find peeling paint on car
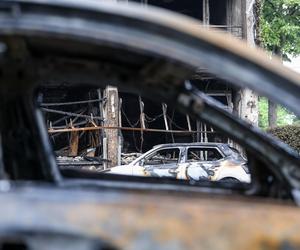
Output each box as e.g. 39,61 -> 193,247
108,143 -> 250,183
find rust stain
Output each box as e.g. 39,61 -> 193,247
42,192 -> 300,250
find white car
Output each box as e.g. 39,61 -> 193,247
108,143 -> 250,183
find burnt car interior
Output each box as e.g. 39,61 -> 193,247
0,1 -> 299,249
0,0 -> 299,202
187,147 -> 222,162
144,149 -> 180,165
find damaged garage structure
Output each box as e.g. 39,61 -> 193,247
39,0 -> 258,169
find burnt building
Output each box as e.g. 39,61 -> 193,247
41,0 -> 258,168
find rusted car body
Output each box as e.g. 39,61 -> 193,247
0,0 -> 300,249
109,143 -> 250,182
1,185 -> 300,250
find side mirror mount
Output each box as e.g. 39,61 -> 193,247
139,159 -> 145,166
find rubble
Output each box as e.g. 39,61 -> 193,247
121,153 -> 142,165
56,156 -> 104,171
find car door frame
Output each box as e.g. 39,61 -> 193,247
141,147 -> 183,177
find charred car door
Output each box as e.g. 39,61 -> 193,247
142,148 -> 181,178
184,146 -> 250,182
184,146 -> 224,181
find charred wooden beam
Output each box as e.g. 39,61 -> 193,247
69,131 -> 79,157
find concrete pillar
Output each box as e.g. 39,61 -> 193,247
236,0 -> 258,127
203,0 -> 210,26
236,89 -> 258,125
103,86 -> 120,168
227,0 -> 243,38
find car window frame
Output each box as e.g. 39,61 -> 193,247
141,147 -> 182,167
186,146 -> 225,163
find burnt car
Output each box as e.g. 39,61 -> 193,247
0,0 -> 300,249
109,143 -> 250,182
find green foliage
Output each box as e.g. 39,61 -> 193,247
258,97 -> 298,129
258,97 -> 269,129
260,0 -> 300,60
268,125 -> 300,152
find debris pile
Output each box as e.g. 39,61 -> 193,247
121,153 -> 142,165
57,156 -> 104,171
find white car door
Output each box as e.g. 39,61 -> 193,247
184,147 -> 224,181
142,148 -> 181,178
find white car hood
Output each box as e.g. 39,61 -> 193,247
108,165 -> 145,176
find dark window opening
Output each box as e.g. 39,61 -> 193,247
144,148 -> 180,165
187,148 -> 223,162
131,0 -> 203,20
209,0 -> 227,25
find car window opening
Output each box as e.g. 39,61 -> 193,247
187,148 -> 223,162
